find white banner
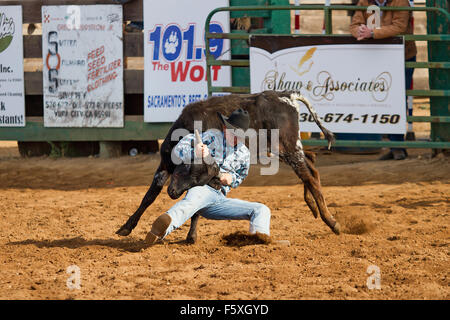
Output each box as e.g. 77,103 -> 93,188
0,6 -> 25,127
250,36 -> 406,134
144,0 -> 231,122
42,5 -> 123,127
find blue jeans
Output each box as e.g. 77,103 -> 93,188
163,185 -> 271,237
388,56 -> 416,150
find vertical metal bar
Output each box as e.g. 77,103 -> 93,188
205,12 -> 213,97
426,0 -> 450,147
294,0 -> 301,34
324,0 -> 332,35
406,0 -> 414,139
270,0 -> 291,34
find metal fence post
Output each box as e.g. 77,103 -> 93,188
426,0 -> 450,152
270,0 -> 291,34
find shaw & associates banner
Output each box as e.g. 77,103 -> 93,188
250,36 -> 406,134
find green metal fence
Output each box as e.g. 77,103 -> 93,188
229,0 -> 291,87
205,3 -> 450,150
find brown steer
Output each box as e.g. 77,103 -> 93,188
116,90 -> 340,241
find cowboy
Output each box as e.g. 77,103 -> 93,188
145,108 -> 271,245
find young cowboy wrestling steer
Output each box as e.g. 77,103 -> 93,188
116,90 -> 341,243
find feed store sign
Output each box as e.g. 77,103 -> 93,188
42,5 -> 124,127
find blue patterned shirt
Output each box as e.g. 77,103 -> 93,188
172,129 -> 250,195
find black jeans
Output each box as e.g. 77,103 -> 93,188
388,55 -> 416,151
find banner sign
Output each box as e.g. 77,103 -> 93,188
42,5 -> 123,127
250,36 -> 406,134
0,6 -> 25,127
144,0 -> 231,122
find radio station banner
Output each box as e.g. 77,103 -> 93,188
144,0 -> 231,122
42,5 -> 123,127
250,36 -> 406,134
0,6 -> 25,127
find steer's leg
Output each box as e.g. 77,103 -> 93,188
281,146 -> 340,235
304,183 -> 319,219
303,151 -> 319,219
116,165 -> 170,236
185,213 -> 200,244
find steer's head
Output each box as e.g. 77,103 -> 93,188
167,129 -> 222,199
167,160 -> 221,199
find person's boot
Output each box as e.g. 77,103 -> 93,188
406,132 -> 415,141
378,151 -> 394,160
392,149 -> 407,160
145,213 -> 172,246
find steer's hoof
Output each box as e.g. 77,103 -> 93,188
185,235 -> 197,244
116,227 -> 131,236
332,222 -> 341,235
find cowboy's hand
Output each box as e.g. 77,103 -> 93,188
194,143 -> 210,158
357,25 -> 373,40
219,172 -> 233,186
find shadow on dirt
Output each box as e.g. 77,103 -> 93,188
7,236 -> 148,253
394,199 -> 449,209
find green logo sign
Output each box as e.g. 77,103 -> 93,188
0,13 -> 15,54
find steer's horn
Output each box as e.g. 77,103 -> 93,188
194,129 -> 202,145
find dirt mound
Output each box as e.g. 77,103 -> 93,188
221,231 -> 272,247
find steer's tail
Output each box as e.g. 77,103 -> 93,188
291,93 -> 335,150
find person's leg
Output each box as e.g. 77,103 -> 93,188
383,56 -> 415,160
388,133 -> 406,158
401,56 -> 415,156
404,56 -> 415,141
405,56 -> 415,96
164,185 -> 222,235
199,197 -> 271,235
146,185 -> 221,244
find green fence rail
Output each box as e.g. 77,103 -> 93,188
0,117 -> 172,142
205,4 -> 450,149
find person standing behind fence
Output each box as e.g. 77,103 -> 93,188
350,0 -> 417,160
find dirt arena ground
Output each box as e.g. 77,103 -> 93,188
2,5 -> 446,300
0,141 -> 448,300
